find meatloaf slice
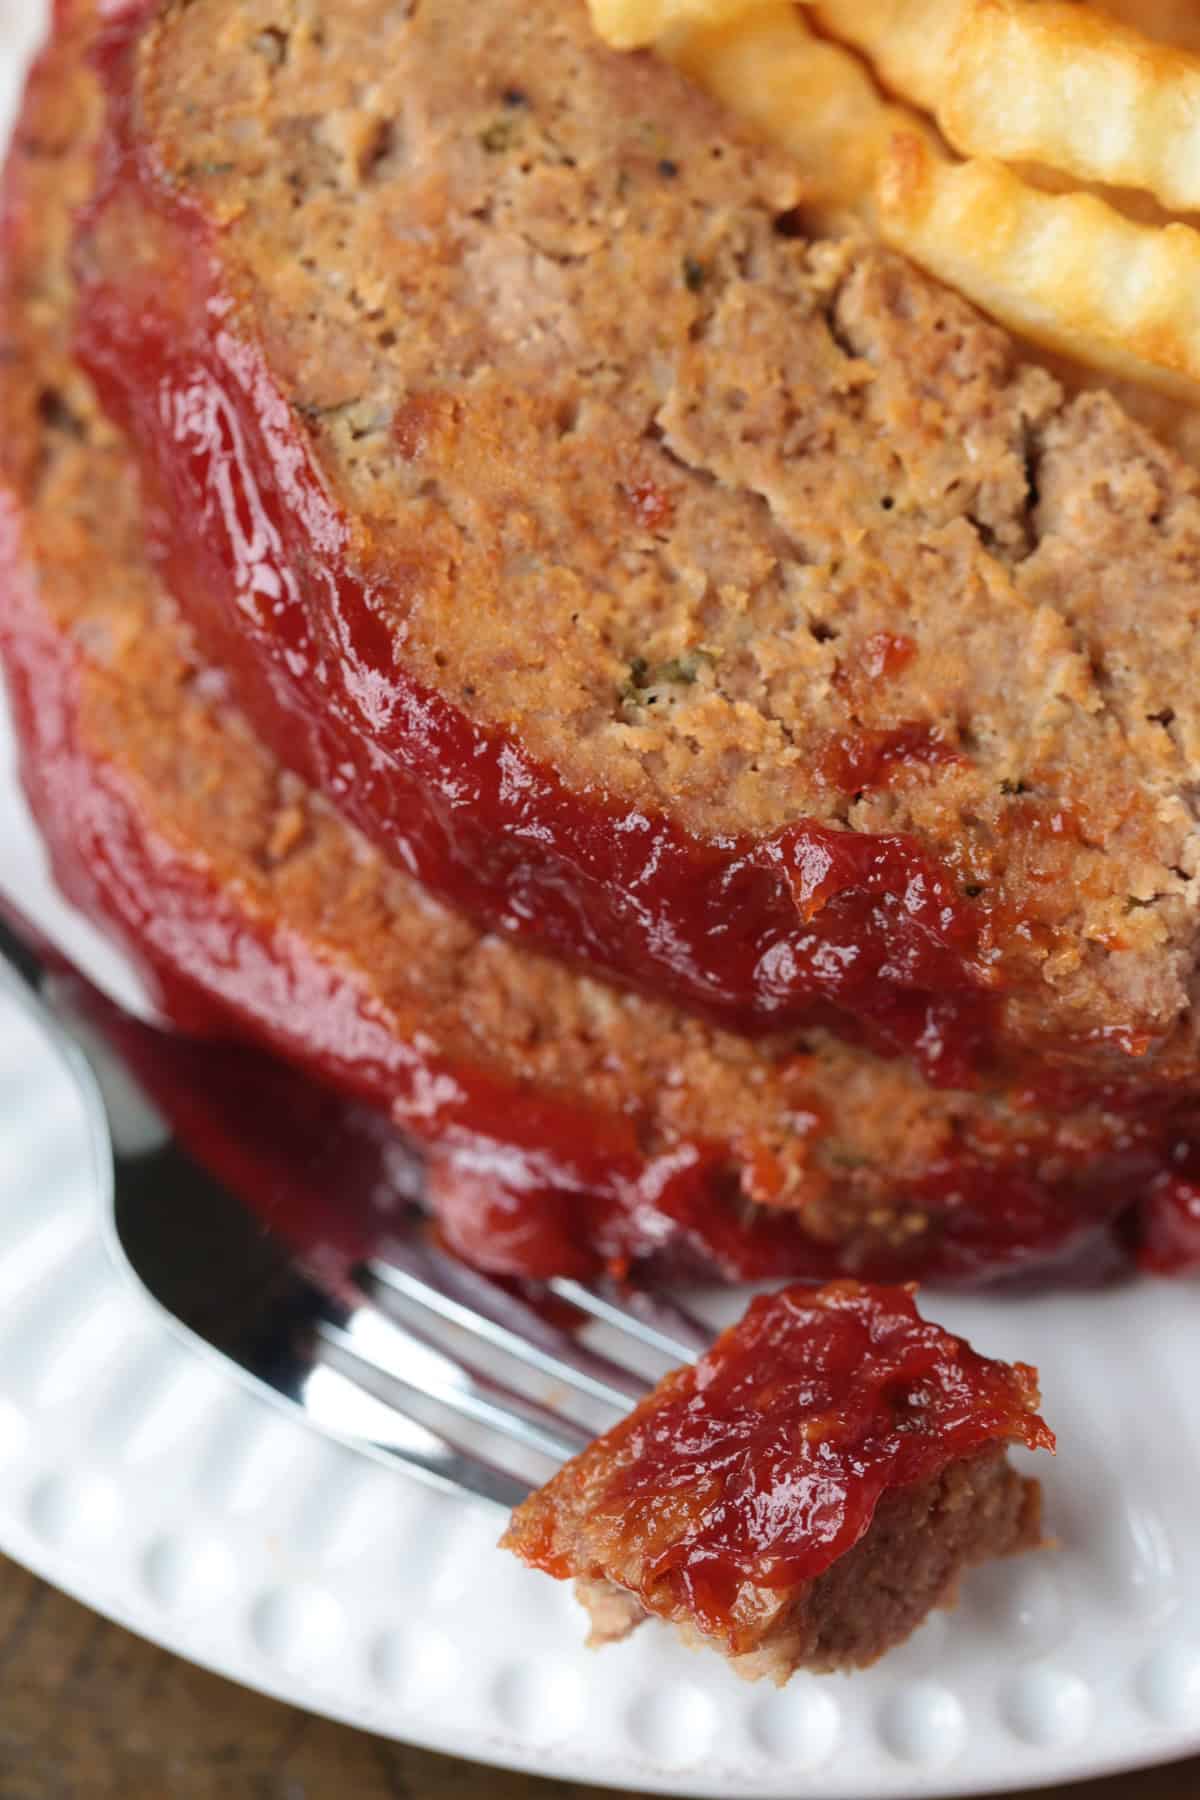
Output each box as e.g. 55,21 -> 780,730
502,1280 -> 1050,1678
1,1 -> 1194,1288
72,0 -> 1200,1085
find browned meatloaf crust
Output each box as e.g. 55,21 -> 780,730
73,0 -> 1200,1085
0,3 -> 1185,1286
503,1281 -> 1049,1679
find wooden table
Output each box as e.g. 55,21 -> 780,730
0,1559 -> 1194,1800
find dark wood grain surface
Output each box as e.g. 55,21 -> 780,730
0,1559 -> 1194,1800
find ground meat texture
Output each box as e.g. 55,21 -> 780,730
502,1281 -> 1049,1678
70,0 -> 1200,1084
2,3 -> 1199,1289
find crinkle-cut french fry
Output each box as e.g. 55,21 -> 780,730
817,0 -> 1200,217
808,0 -> 967,113
878,130 -> 1200,395
587,0 -> 768,52
660,3 -> 926,214
937,3 -> 1200,217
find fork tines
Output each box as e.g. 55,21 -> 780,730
301,1237 -> 712,1507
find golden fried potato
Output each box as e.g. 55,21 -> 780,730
816,0 -> 1200,216
807,0 -> 966,111
588,0 -> 764,51
660,2 -> 925,214
878,130 -> 1200,394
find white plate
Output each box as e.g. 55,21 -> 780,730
3,8 -> 1200,1794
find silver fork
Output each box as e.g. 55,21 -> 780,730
0,926 -> 713,1511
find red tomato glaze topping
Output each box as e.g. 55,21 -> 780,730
513,1280 -> 1053,1649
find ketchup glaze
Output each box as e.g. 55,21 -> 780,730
507,1280 -> 1053,1650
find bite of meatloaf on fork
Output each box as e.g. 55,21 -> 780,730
503,1280 -> 1051,1679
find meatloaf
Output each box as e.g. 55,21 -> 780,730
3,1 -> 1190,1287
71,0 -> 1200,1087
503,1280 -> 1050,1678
